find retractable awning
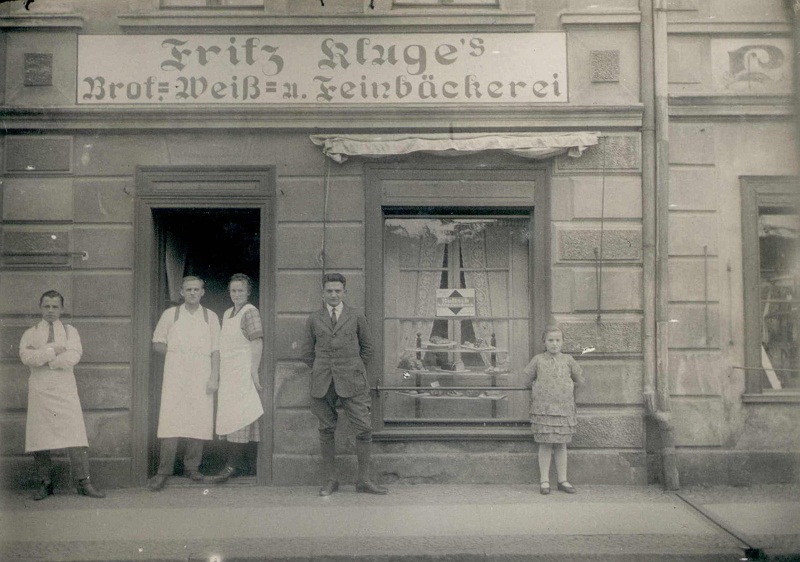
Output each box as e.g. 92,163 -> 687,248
310,132 -> 600,163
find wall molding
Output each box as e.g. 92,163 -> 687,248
668,21 -> 792,35
0,15 -> 84,30
561,11 -> 641,26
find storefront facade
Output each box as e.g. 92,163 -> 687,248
1,0 -> 798,489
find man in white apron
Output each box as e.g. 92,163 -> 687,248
148,276 -> 220,491
20,290 -> 105,500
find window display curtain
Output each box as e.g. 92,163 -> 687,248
310,132 -> 600,163
461,231 -> 495,367
400,229 -> 445,361
164,231 -> 187,303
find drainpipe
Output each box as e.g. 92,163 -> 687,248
642,0 -> 680,490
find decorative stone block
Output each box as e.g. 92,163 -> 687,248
70,321 -> 131,364
572,411 -> 644,448
557,319 -> 642,353
4,136 -> 72,173
557,135 -> 640,171
668,214 -> 718,256
274,361 -> 311,408
669,124 -> 714,165
73,273 -> 133,316
0,414 -> 26,456
72,227 -> 134,269
74,135 -> 168,176
276,271 -> 365,313
75,367 -> 132,410
672,397 -> 723,447
163,133 -> 250,165
278,176 -> 365,222
277,224 -> 364,269
275,315 -> 308,361
735,403 -> 800,451
669,166 -> 718,211
591,50 -> 620,82
0,325 -> 30,361
669,351 -> 723,396
73,179 -> 134,223
2,178 -> 74,222
558,319 -> 643,354
0,272 -> 72,315
23,53 -> 53,86
85,412 -> 131,457
557,227 -> 642,262
668,304 -> 720,349
576,361 -> 643,405
669,257 -> 720,302
1,229 -> 71,266
573,269 -> 643,312
0,366 -> 30,410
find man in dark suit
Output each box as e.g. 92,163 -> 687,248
301,272 -> 387,496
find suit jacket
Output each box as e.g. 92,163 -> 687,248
301,304 -> 374,399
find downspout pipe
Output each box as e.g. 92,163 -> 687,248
642,0 -> 680,490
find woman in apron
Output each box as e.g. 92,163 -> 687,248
211,273 -> 264,483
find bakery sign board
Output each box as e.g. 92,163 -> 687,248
77,33 -> 567,105
436,289 -> 476,317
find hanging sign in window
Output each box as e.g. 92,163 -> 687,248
436,289 -> 476,317
77,33 -> 567,105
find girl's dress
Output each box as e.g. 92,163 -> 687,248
523,352 -> 583,444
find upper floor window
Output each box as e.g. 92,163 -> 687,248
741,177 -> 800,398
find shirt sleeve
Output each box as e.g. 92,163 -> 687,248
49,325 -> 82,370
19,327 -> 56,368
152,308 -> 174,344
240,308 -> 263,341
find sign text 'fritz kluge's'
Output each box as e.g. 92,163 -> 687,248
77,34 -> 567,105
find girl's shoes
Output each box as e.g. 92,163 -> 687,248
557,481 -> 576,494
539,482 -> 551,495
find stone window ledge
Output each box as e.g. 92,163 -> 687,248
117,12 -> 535,32
742,392 -> 800,404
0,14 -> 84,30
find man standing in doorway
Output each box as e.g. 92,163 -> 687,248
20,290 -> 105,500
302,272 -> 387,496
148,276 -> 220,491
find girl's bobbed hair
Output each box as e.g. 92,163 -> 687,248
541,325 -> 564,341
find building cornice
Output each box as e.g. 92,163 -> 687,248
116,13 -> 537,34
560,11 -> 642,26
0,14 -> 84,30
669,95 -> 794,119
0,104 -> 643,132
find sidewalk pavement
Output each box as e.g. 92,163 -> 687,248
1,482 -> 798,562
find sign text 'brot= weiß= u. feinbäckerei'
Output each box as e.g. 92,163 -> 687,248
77,34 -> 567,105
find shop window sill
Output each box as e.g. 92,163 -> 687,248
373,426 -> 531,441
742,391 -> 800,404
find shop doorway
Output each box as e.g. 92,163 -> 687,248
149,208 -> 262,482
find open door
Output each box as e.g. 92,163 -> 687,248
132,166 -> 275,487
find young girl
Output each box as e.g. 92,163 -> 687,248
523,325 -> 584,495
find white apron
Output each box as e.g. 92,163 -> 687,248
157,306 -> 215,440
22,321 -> 89,452
216,304 -> 264,436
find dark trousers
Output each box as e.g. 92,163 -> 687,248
156,437 -> 204,475
310,382 -> 373,445
33,447 -> 91,482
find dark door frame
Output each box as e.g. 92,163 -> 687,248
132,166 -> 276,486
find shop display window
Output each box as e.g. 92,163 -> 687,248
382,214 -> 531,423
741,176 -> 800,398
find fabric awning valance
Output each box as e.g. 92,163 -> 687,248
310,132 -> 600,163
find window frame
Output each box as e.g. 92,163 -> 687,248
365,164 -> 550,438
741,175 -> 800,401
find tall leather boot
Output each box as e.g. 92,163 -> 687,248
318,439 -> 338,496
32,451 -> 54,501
70,447 -> 105,499
354,440 -> 387,495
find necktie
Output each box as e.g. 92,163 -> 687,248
47,322 -> 55,343
330,309 -> 337,328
